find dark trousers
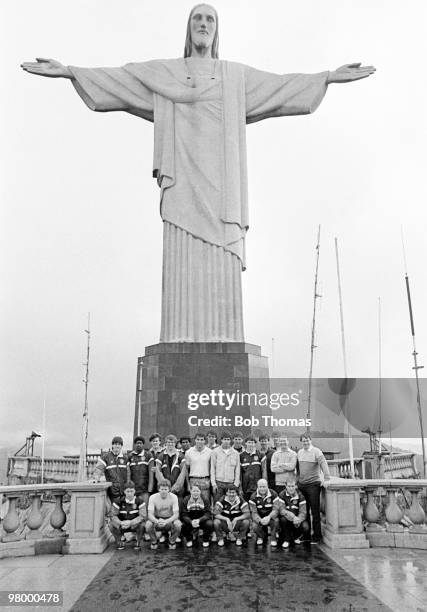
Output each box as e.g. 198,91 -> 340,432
213,518 -> 250,539
299,482 -> 322,540
279,517 -> 310,543
253,517 -> 279,540
182,517 -> 214,542
110,522 -> 144,545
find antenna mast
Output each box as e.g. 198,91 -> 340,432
401,230 -> 426,478
307,225 -> 321,430
334,237 -> 355,477
78,313 -> 91,481
378,297 -> 382,453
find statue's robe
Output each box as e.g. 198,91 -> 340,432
69,58 -> 328,342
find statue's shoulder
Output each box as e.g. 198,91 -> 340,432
125,58 -> 185,72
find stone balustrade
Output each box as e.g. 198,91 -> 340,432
0,482 -> 110,558
327,452 -> 417,480
327,457 -> 365,479
7,455 -> 100,485
323,478 -> 427,549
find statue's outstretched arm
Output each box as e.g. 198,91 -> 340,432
327,63 -> 375,84
21,58 -> 73,79
245,62 -> 375,124
21,58 -> 154,121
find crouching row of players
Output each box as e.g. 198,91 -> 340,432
110,477 -> 308,551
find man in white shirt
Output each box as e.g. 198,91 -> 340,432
146,480 -> 181,550
271,436 -> 297,494
185,432 -> 212,504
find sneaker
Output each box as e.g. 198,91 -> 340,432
169,543 -> 176,550
282,541 -> 289,549
186,540 -> 193,548
211,532 -> 217,542
247,532 -> 252,539
270,539 -> 277,547
150,543 -> 158,550
176,537 -> 181,543
133,544 -> 141,551
202,541 -> 210,548
159,535 -> 166,543
311,538 -> 321,544
256,537 -> 263,545
217,539 -> 225,547
236,539 -> 243,546
294,538 -> 302,545
117,542 -> 125,550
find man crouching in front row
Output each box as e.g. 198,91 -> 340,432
213,484 -> 250,546
278,480 -> 310,548
146,479 -> 182,549
110,480 -> 145,551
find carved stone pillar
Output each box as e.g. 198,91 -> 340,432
1,496 -> 22,542
26,494 -> 44,539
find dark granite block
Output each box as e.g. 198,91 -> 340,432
134,342 -> 269,438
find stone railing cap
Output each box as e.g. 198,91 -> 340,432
326,478 -> 427,489
0,482 -> 111,495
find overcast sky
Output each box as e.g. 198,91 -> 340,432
1,0 -> 426,456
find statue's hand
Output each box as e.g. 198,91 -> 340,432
327,63 -> 376,84
21,58 -> 73,79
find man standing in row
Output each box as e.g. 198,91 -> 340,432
271,436 -> 297,494
92,435 -> 128,505
297,433 -> 330,543
185,432 -> 212,505
127,435 -> 154,507
211,431 -> 240,501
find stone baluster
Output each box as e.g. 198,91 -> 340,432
49,491 -> 67,537
26,493 -> 44,539
1,495 -> 22,542
384,488 -> 404,533
364,487 -> 384,532
406,487 -> 427,533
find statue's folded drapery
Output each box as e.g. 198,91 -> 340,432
69,59 -> 328,342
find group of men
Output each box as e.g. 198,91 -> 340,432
92,430 -> 331,551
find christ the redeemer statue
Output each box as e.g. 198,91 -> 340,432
22,4 -> 375,344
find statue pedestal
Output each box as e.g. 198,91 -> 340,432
134,342 -> 269,438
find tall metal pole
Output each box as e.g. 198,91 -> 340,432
41,385 -> 47,484
271,337 -> 275,378
307,225 -> 321,431
334,238 -> 355,477
78,313 -> 91,481
401,230 -> 426,478
378,297 -> 382,453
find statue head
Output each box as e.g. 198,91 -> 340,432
184,4 -> 219,58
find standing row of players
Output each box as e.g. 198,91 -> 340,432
92,430 -> 331,550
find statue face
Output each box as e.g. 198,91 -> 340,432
190,4 -> 217,52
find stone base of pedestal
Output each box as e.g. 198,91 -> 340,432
322,529 -> 370,549
366,531 -> 395,547
63,531 -> 109,555
394,531 -> 427,549
0,537 -> 65,559
1,533 -> 23,543
367,530 -> 427,549
134,342 -> 270,438
26,530 -> 43,540
386,523 -> 404,533
365,523 -> 386,533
